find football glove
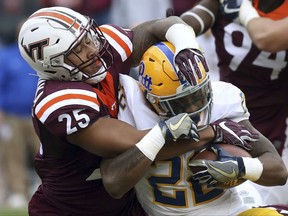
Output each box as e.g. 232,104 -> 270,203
159,113 -> 200,142
174,49 -> 209,86
190,144 -> 246,188
220,0 -> 242,21
210,119 -> 259,151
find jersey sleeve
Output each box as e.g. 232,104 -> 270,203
100,24 -> 133,63
253,0 -> 288,20
118,74 -> 159,130
210,81 -> 250,123
34,81 -> 102,137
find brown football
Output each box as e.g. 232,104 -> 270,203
190,144 -> 252,189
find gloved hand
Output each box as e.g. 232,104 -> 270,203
219,0 -> 243,21
174,49 -> 209,86
189,144 -> 246,187
159,113 -> 200,142
210,119 -> 259,151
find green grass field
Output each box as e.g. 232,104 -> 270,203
0,207 -> 28,216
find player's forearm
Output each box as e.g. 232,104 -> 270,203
156,125 -> 215,160
254,152 -> 288,186
100,147 -> 152,199
248,133 -> 288,186
247,17 -> 288,52
132,16 -> 197,66
180,0 -> 219,36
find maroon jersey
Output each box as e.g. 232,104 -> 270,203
28,25 -> 146,216
212,13 -> 288,154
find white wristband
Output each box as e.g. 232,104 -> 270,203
135,124 -> 165,161
240,0 -> 260,27
165,23 -> 200,55
181,11 -> 205,34
242,157 -> 263,181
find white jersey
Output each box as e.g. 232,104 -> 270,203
118,74 -> 264,216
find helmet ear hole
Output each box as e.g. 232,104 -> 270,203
149,57 -> 155,62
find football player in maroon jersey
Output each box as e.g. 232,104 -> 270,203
18,5 -> 259,216
181,0 -> 288,156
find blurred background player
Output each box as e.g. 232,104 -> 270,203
117,41 -> 287,216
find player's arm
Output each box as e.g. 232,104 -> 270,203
131,16 -> 197,66
132,17 -> 211,86
156,125 -> 215,160
192,119 -> 288,187
240,120 -> 288,186
131,15 -> 211,81
246,18 -> 288,52
180,0 -> 219,36
67,117 -> 150,199
240,0 -> 288,52
67,113 -> 198,198
67,117 -> 145,158
156,119 -> 257,160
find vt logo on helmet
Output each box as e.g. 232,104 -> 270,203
22,39 -> 49,62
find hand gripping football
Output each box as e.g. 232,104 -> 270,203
190,144 -> 252,189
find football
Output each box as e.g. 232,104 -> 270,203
190,144 -> 252,189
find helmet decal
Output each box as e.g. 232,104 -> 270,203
21,38 -> 49,62
155,42 -> 176,71
139,62 -> 152,91
29,10 -> 82,32
156,42 -> 188,85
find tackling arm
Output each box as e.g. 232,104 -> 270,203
156,119 -> 258,160
67,113 -> 199,198
131,16 -> 192,67
180,0 -> 219,36
156,125 -> 215,160
241,120 -> 288,186
131,16 -> 208,80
